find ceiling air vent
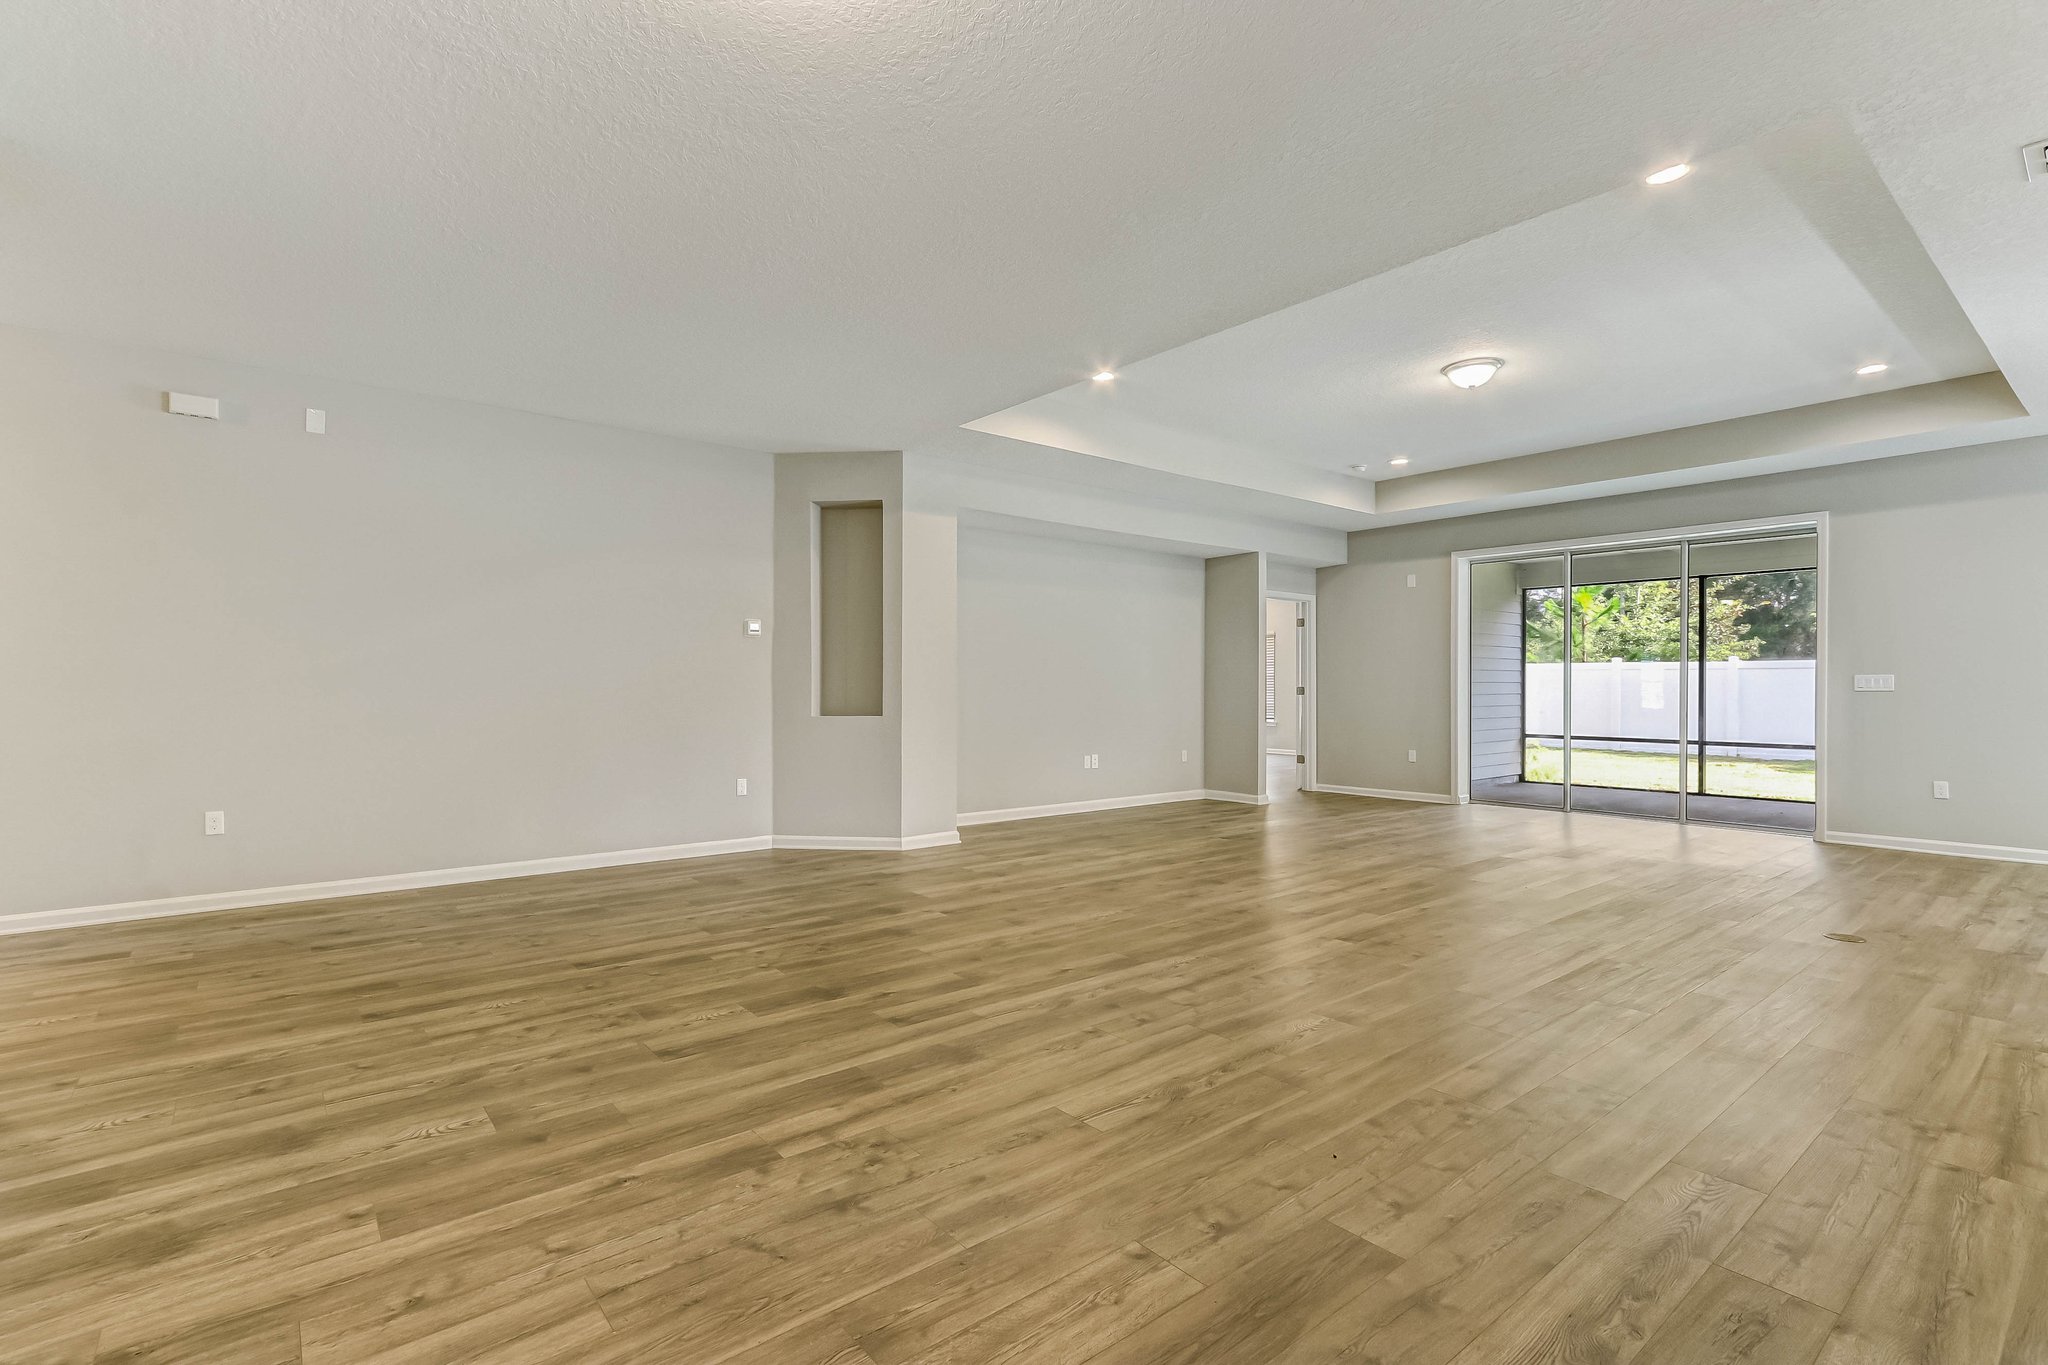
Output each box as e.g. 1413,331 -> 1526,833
2025,138 -> 2048,183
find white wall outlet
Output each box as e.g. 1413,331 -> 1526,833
1932,781 -> 1950,800
1407,749 -> 1418,763
1853,674 -> 1896,692
305,408 -> 327,434
1082,754 -> 1100,769
736,777 -> 748,796
166,392 -> 220,420
744,618 -> 764,636
204,810 -> 226,836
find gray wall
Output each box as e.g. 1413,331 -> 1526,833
897,491 -> 959,839
1317,438 -> 2048,851
1204,552 -> 1266,798
957,529 -> 1203,815
770,451 -> 959,842
0,325 -> 773,920
772,452 -> 903,839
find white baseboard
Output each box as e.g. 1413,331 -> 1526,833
1821,830 -> 2048,866
958,791 -> 1207,827
1310,784 -> 1456,805
771,832 -> 962,851
1,835 -> 777,937
1204,790 -> 1272,805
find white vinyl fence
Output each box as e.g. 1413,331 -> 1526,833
1525,659 -> 1814,758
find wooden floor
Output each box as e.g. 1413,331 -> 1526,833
4,796 -> 2047,1365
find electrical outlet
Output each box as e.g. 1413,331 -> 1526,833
1406,574 -> 1418,588
305,408 -> 327,434
736,777 -> 748,796
1932,781 -> 1950,800
204,810 -> 226,836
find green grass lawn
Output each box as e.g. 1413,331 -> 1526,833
1523,743 -> 1814,802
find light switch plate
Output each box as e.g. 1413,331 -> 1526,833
305,408 -> 327,434
1853,674 -> 1896,692
744,618 -> 763,636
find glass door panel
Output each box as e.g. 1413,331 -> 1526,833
1564,545 -> 1684,820
1468,553 -> 1564,811
1683,532 -> 1819,832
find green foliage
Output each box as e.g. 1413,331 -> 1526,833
1523,569 -> 1816,664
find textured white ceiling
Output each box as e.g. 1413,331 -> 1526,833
4,0 -> 2046,521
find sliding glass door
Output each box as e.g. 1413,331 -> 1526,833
1682,533 -> 1818,831
1561,544 -> 1685,820
1466,526 -> 1818,833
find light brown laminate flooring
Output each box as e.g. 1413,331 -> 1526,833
3,795 -> 2046,1364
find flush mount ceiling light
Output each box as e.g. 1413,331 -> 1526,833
1349,463 -> 1373,473
1441,357 -> 1504,389
1091,370 -> 1117,382
1645,163 -> 1692,185
1855,363 -> 1889,376
1389,456 -> 1411,466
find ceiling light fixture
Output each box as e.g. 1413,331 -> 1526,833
1091,370 -> 1117,382
1645,163 -> 1692,186
1349,463 -> 1373,473
1441,357 -> 1504,389
1855,363 -> 1889,376
1389,456 -> 1410,466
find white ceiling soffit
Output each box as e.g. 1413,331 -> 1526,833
969,114 -> 2039,523
909,433 -> 1349,565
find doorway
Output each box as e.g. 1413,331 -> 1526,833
1264,595 -> 1312,799
1457,520 -> 1821,833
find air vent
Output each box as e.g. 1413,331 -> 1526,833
2025,138 -> 2048,183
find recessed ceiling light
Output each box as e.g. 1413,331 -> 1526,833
1091,370 -> 1116,382
1855,363 -> 1889,376
1441,357 -> 1504,389
1349,463 -> 1373,473
1644,163 -> 1692,186
1389,456 -> 1410,466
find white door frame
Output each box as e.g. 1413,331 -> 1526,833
1266,591 -> 1317,794
1451,511 -> 1828,838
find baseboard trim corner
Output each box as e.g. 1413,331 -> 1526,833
1203,790 -> 1272,806
1310,784 -> 1456,805
958,791 -> 1207,827
771,832 -> 963,851
1820,830 -> 2048,866
1,834 -> 777,937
